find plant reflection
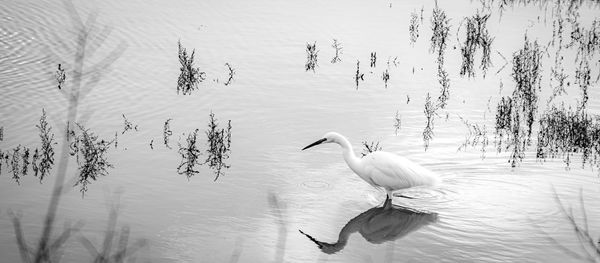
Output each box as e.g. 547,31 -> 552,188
299,199 -> 438,254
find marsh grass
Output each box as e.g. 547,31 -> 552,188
423,93 -> 437,150
370,52 -> 377,68
459,12 -> 494,78
355,60 -> 364,90
204,112 -> 232,181
163,118 -> 173,149
409,10 -> 420,46
305,42 -> 318,72
10,145 -> 23,184
9,1 -> 133,261
55,64 -> 66,90
495,35 -> 543,167
393,111 -> 401,135
177,40 -> 205,95
35,109 -> 56,182
457,116 -> 490,158
331,39 -> 342,64
382,69 -> 390,88
361,140 -> 383,157
536,105 -> 600,169
70,123 -> 114,195
175,112 -> 232,181
177,129 -> 202,179
430,3 -> 450,60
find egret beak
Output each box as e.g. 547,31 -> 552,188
302,138 -> 326,150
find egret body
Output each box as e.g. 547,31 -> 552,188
302,132 -> 439,200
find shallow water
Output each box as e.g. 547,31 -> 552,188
1,0 -> 600,262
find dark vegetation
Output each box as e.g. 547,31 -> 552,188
331,39 -> 342,63
458,115 -> 489,158
370,52 -> 377,68
382,69 -> 390,88
458,12 -> 493,78
176,112 -> 232,181
204,112 -> 232,181
536,105 -> 600,168
69,123 -> 115,195
409,10 -> 420,46
305,42 -> 318,72
361,141 -> 383,157
177,129 -> 202,179
55,64 -> 66,90
224,63 -> 235,86
163,118 -> 173,149
494,35 -> 543,167
121,114 -> 138,135
355,60 -> 364,89
393,111 -> 402,135
177,40 -> 205,95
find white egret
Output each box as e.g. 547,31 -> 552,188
302,132 -> 440,201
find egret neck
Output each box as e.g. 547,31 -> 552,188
334,134 -> 364,178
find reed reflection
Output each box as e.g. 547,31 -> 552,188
300,199 -> 438,254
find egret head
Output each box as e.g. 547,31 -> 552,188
302,132 -> 342,150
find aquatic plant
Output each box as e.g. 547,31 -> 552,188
436,61 -> 450,109
382,69 -> 390,88
393,111 -> 402,135
331,39 -> 342,63
430,3 -> 451,59
305,42 -> 318,72
55,64 -> 66,89
163,118 -> 173,149
495,35 -> 543,166
21,147 -> 30,177
13,1 -> 130,261
361,140 -> 383,157
430,3 -> 451,110
10,145 -> 22,184
1,126 -> 4,141
423,93 -> 436,150
72,123 -> 114,195
224,63 -> 235,86
355,60 -> 364,90
370,52 -> 377,68
177,129 -> 202,179
204,112 -> 232,181
512,35 -> 543,138
177,40 -> 205,95
409,10 -> 420,46
457,116 -> 489,158
121,114 -> 138,135
459,12 -> 494,78
536,105 -> 600,169
35,109 -> 56,182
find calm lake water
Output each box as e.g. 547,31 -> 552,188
1,0 -> 600,262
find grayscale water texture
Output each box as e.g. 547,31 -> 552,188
1,0 -> 600,262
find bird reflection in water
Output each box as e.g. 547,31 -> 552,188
299,198 -> 438,254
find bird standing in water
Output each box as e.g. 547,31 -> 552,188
302,132 -> 439,201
